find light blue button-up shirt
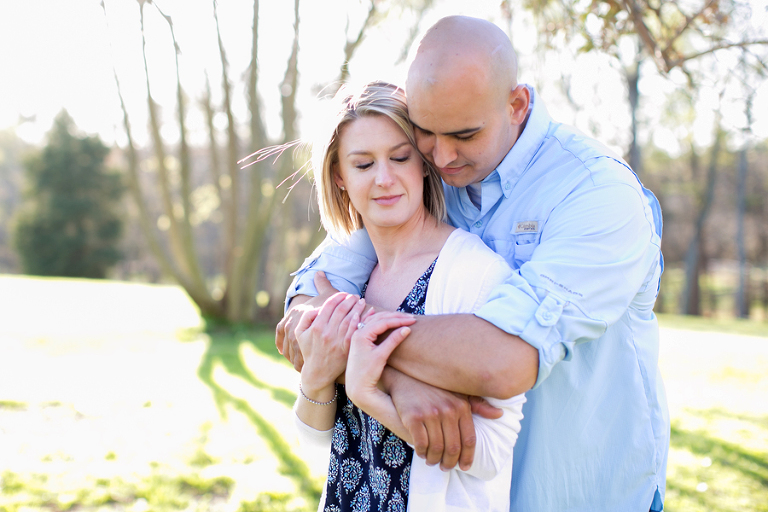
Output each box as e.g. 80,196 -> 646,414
286,87 -> 668,512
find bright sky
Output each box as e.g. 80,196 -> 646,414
1,0 -> 766,156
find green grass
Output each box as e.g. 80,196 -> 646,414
0,274 -> 321,512
0,274 -> 766,511
658,313 -> 768,338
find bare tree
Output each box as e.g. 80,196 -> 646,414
102,0 -> 385,322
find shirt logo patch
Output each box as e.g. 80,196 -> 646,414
515,221 -> 538,233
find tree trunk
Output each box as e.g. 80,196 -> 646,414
213,0 -> 241,316
735,146 -> 749,318
626,50 -> 642,175
680,126 -> 722,315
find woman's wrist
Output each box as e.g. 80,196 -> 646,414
299,377 -> 336,404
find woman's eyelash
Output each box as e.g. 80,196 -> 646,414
392,156 -> 410,163
356,162 -> 373,170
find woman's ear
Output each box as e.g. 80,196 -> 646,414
333,170 -> 345,191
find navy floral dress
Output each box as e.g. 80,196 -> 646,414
323,258 -> 437,512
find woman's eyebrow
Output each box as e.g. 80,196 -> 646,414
346,141 -> 410,157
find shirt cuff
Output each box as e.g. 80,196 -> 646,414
285,235 -> 377,313
474,283 -> 572,390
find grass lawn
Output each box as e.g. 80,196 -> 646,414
0,275 -> 766,511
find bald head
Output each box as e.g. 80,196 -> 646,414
403,16 -> 530,188
407,16 -> 518,101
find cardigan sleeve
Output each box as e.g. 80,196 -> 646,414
425,230 -> 525,481
293,407 -> 333,476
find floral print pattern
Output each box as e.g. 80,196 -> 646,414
323,258 -> 437,511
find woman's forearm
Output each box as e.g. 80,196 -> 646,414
348,388 -> 413,445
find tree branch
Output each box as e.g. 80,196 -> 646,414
672,40 -> 768,68
621,0 -> 673,71
339,0 -> 378,85
664,0 -> 717,52
139,2 -> 189,273
153,1 -> 209,296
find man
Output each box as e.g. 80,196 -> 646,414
278,15 -> 668,512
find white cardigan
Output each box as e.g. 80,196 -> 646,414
295,229 -> 525,512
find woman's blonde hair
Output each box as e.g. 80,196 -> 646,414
313,81 -> 445,237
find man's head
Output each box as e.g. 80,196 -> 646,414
406,15 -> 530,188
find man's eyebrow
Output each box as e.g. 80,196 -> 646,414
445,127 -> 482,137
411,121 -> 431,134
411,121 -> 481,137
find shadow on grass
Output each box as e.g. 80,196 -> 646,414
667,409 -> 768,512
200,327 -> 296,408
197,326 -> 321,504
670,411 -> 768,487
689,407 -> 768,430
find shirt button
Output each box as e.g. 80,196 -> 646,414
504,183 -> 511,190
474,221 -> 482,228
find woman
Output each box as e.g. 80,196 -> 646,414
292,81 -> 525,512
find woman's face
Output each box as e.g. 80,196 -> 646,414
335,115 -> 427,231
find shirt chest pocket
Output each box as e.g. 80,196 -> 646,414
512,231 -> 539,267
487,230 -> 540,270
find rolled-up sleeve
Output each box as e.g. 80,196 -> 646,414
285,229 -> 377,313
475,181 -> 662,389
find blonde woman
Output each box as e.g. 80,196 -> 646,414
292,81 -> 525,512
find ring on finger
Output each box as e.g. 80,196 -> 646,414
357,322 -> 365,330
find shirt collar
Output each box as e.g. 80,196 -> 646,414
495,85 -> 552,198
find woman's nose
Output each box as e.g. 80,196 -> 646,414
375,162 -> 395,187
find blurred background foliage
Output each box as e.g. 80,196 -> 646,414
0,0 -> 767,324
13,111 -> 125,278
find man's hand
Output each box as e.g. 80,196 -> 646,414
275,271 -> 340,371
382,369 -> 502,472
469,396 -> 504,420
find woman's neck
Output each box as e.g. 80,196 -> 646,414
366,210 -> 453,273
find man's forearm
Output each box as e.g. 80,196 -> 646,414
387,314 -> 538,399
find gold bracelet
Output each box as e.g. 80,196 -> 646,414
299,383 -> 337,406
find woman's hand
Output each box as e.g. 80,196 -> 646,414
345,310 -> 416,408
295,292 -> 366,398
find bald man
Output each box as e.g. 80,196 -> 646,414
279,15 -> 668,512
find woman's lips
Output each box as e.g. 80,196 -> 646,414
373,194 -> 402,206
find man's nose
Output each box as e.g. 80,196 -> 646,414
432,137 -> 457,168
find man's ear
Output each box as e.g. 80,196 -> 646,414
508,85 -> 530,126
